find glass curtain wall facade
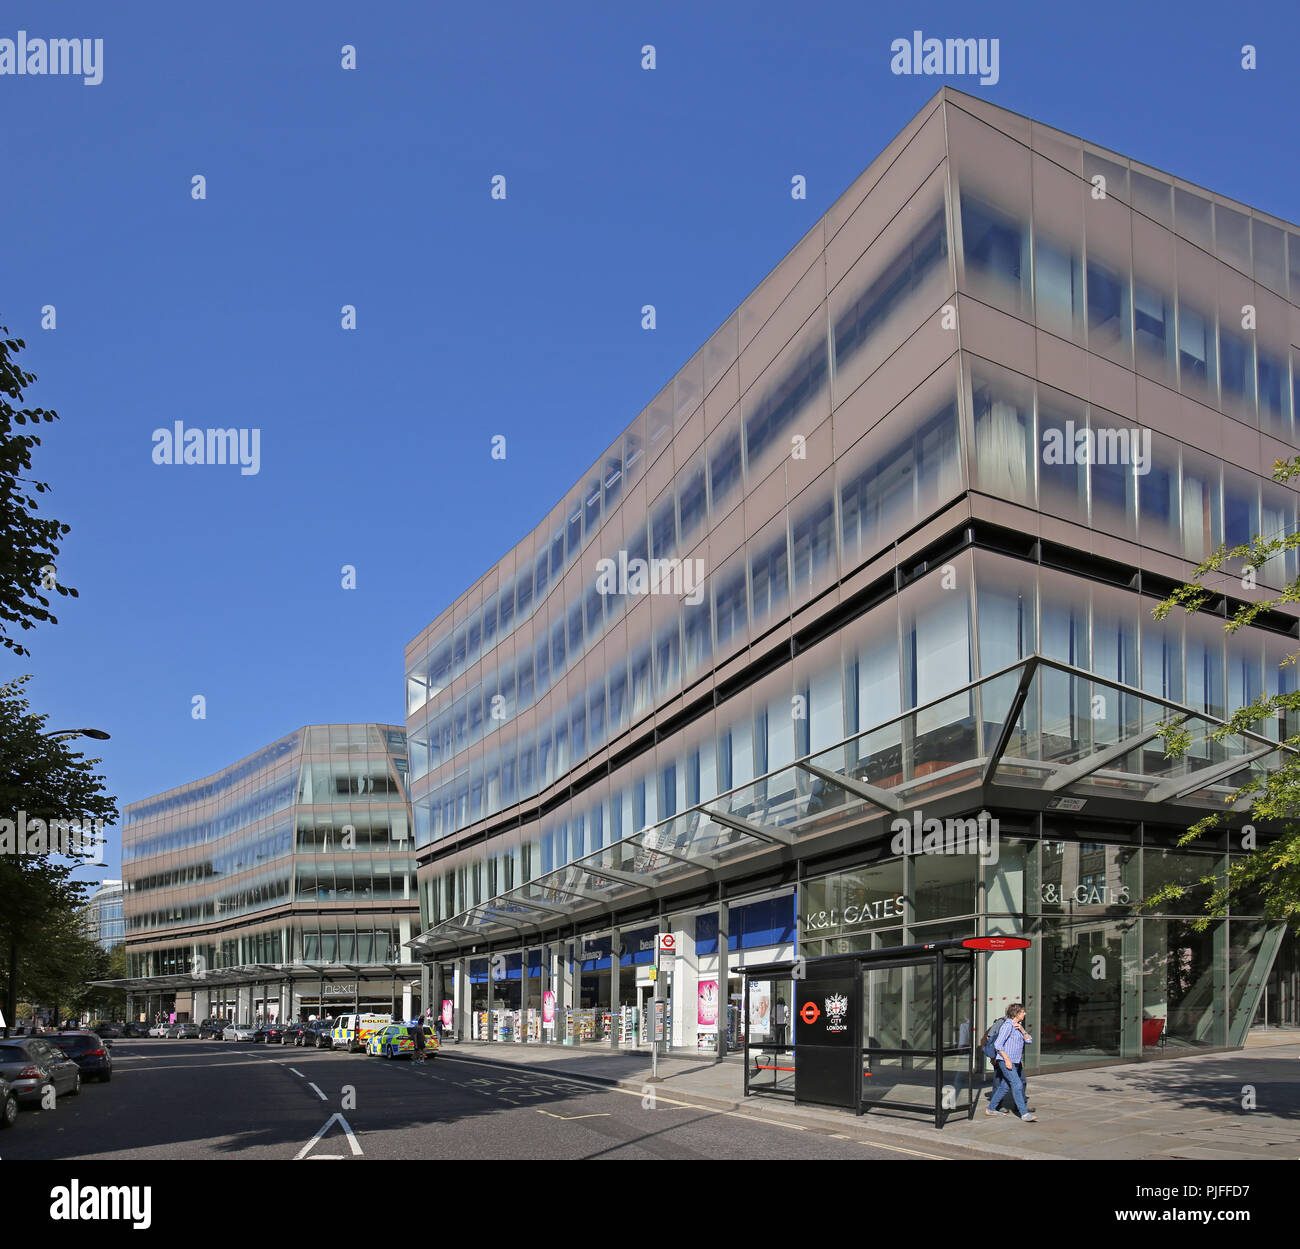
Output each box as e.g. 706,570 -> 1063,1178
407,88 -> 1300,1064
121,724 -> 418,1022
82,880 -> 125,951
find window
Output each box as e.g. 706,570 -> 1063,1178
1087,258 -> 1130,348
750,535 -> 789,620
710,427 -> 743,504
837,207 -> 948,368
1034,236 -> 1083,337
961,195 -> 1023,283
654,621 -> 681,695
603,454 -> 624,510
746,342 -> 828,467
1219,328 -> 1254,406
714,567 -> 748,648
683,600 -> 712,672
608,664 -> 628,730
566,499 -> 582,557
651,498 -> 676,561
1258,352 -> 1289,430
1178,302 -> 1214,387
1133,283 -> 1172,362
791,497 -> 835,595
678,464 -> 707,544
584,477 -> 601,536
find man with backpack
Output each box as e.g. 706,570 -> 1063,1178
985,1003 -> 1037,1121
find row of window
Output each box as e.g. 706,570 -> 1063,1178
412,359 -> 1300,837
297,762 -> 405,803
126,822 -> 293,897
962,193 -> 1300,440
419,547 -> 1296,921
1070,149 -> 1299,301
969,364 -> 1300,577
124,774 -> 298,862
407,210 -> 951,720
126,927 -> 407,977
408,394 -> 962,794
122,733 -> 299,826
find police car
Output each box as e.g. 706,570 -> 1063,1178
366,1023 -> 439,1059
330,1012 -> 393,1053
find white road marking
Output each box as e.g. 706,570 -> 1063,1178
307,1083 -> 328,1101
294,1112 -> 362,1160
289,1068 -> 304,1078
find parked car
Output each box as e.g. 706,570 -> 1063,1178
264,1021 -> 292,1044
122,1022 -> 148,1037
282,1020 -> 310,1046
147,1023 -> 168,1037
177,1022 -> 200,1039
223,1022 -> 256,1043
197,1019 -> 225,1039
91,1021 -> 123,1040
0,1075 -> 17,1128
0,1036 -> 82,1104
46,1032 -> 113,1082
165,1023 -> 184,1038
311,1020 -> 334,1049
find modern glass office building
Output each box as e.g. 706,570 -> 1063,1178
82,879 -> 125,951
404,88 -> 1300,1068
116,724 -> 420,1024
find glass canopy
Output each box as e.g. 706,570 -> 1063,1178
409,655 -> 1296,954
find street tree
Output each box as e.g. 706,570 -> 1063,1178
0,675 -> 117,1030
1151,456 -> 1300,929
0,324 -> 77,657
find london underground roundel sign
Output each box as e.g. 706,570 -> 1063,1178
961,936 -> 1031,951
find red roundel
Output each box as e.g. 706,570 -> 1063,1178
800,1001 -> 821,1025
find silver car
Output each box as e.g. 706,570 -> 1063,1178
0,1037 -> 82,1104
222,1022 -> 256,1042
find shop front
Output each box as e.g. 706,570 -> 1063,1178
442,892 -> 797,1051
798,814 -> 1289,1073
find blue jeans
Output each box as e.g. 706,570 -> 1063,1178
989,1062 -> 1030,1116
987,1057 -> 1006,1102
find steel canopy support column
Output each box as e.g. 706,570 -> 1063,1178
717,896 -> 729,1062
933,951 -> 944,1130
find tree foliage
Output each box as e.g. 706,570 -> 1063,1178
1151,456 -> 1300,930
0,325 -> 77,657
0,675 -> 117,1020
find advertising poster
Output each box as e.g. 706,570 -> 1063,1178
749,981 -> 771,1037
542,989 -> 556,1025
697,979 -> 719,1028
440,999 -> 453,1029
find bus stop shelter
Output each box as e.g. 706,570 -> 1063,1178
740,936 -> 1030,1129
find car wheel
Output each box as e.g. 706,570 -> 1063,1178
0,1092 -> 17,1128
385,1044 -> 393,1058
69,1073 -> 81,1097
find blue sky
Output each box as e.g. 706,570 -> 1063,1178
5,0 -> 1298,882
